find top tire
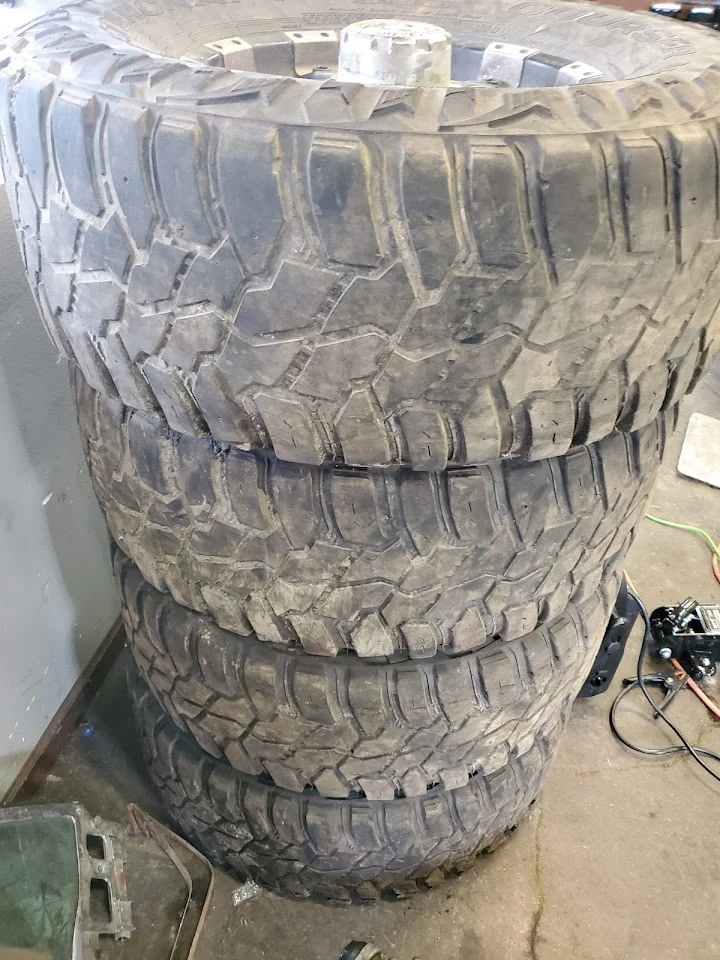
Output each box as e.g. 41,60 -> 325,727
2,0 -> 720,468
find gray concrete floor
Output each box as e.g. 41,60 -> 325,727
30,363 -> 720,960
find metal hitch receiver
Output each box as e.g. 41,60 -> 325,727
650,598 -> 720,680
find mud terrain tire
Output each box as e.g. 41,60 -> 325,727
2,0 -> 720,467
75,366 -> 672,657
120,547 -> 619,799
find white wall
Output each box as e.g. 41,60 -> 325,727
0,188 -> 119,799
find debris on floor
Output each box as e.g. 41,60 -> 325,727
340,944 -> 411,960
0,802 -> 221,960
232,880 -> 263,907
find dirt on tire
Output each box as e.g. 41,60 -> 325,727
120,546 -> 619,799
2,0 -> 720,469
76,365 -> 672,657
130,662 -> 567,900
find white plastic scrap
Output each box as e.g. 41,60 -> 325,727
232,880 -> 262,906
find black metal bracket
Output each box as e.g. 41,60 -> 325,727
577,577 -> 639,698
650,599 -> 720,681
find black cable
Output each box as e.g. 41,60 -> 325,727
609,588 -> 720,784
610,680 -> 720,761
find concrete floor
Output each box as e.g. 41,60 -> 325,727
25,361 -> 720,960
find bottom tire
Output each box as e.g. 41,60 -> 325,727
131,665 -> 566,901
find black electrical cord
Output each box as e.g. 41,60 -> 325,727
609,588 -> 720,784
610,682 -> 720,761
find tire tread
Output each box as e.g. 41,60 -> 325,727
75,367 -> 672,657
130,664 -> 565,900
2,17 -> 718,467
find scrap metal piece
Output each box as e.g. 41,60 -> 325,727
0,802 -> 133,960
127,804 -> 214,960
86,821 -> 133,941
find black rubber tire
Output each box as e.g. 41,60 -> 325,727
129,663 -> 565,900
74,365 -> 672,657
3,0 -> 720,469
119,546 -> 619,799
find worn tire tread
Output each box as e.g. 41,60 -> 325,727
2,4 -> 719,467
75,365 -> 672,657
129,664 -> 565,901
120,548 -> 618,799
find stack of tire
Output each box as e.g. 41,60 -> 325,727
3,0 -> 720,901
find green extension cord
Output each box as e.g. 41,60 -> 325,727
645,513 -> 720,558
